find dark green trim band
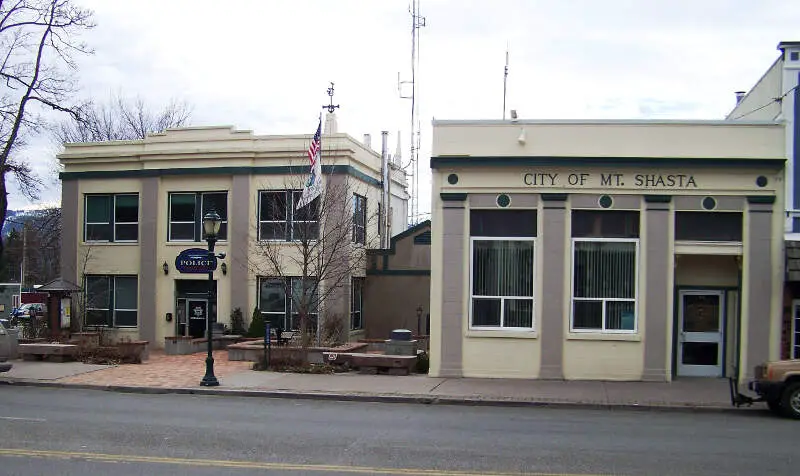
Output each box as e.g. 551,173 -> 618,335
747,195 -> 776,204
60,165 -> 381,187
440,192 -> 468,201
430,156 -> 786,169
367,269 -> 431,276
541,193 -> 568,202
644,195 -> 672,203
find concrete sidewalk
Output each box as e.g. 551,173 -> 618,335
0,351 -> 755,413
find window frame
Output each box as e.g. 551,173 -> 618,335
351,277 -> 364,331
168,191 -> 228,242
257,190 -> 319,242
84,275 -> 139,328
84,193 -> 139,243
352,194 -> 367,245
257,276 -> 319,331
569,237 -> 639,334
468,236 -> 536,331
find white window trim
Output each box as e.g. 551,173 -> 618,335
569,237 -> 639,334
84,194 -> 111,243
350,277 -> 364,331
112,276 -> 139,328
201,192 -> 228,242
169,192 -> 198,242
468,236 -> 536,331
113,194 -> 139,243
257,190 -> 319,242
352,194 -> 367,245
168,192 -> 228,242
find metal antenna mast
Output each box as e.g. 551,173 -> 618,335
503,44 -> 509,119
398,0 -> 425,226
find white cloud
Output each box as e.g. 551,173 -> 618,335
8,0 -> 800,221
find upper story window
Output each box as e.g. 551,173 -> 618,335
675,212 -> 742,242
84,193 -> 139,242
352,194 -> 367,244
168,192 -> 228,242
258,190 -> 319,241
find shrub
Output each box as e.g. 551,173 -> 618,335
230,307 -> 246,335
246,307 -> 264,338
414,351 -> 430,374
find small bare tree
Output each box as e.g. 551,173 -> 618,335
0,0 -> 95,257
250,169 -> 380,352
52,93 -> 192,143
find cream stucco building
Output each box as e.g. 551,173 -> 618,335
429,119 -> 785,381
58,116 -> 408,348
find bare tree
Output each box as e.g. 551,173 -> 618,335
52,93 -> 192,143
0,0 -> 94,257
250,169 -> 380,352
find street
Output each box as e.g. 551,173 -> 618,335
0,386 -> 796,475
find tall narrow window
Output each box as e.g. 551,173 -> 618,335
469,209 -> 536,329
352,194 -> 367,244
351,277 -> 364,330
571,211 -> 639,332
114,194 -> 139,241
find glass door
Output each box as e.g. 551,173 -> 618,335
678,290 -> 725,377
187,299 -> 208,339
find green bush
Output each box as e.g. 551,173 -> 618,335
414,351 -> 430,374
246,307 -> 264,338
230,307 -> 246,335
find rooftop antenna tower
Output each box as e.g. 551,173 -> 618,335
503,43 -> 509,119
398,0 -> 426,226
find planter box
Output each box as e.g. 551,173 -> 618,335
70,332 -> 101,348
117,340 -> 149,363
165,336 -> 197,355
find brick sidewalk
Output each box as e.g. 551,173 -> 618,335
58,350 -> 252,388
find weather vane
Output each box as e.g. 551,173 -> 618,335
323,82 -> 340,113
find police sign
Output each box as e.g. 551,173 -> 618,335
175,248 -> 217,274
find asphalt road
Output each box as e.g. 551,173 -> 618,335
0,386 -> 796,475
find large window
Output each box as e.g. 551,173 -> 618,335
571,210 -> 639,333
258,190 -> 319,241
84,275 -> 138,327
258,276 -> 319,331
352,194 -> 367,244
168,192 -> 228,241
84,194 -> 139,242
351,277 -> 364,330
469,209 -> 536,330
675,212 -> 742,241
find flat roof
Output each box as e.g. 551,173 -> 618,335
432,119 -> 781,126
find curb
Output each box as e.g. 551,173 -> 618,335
0,378 -> 756,415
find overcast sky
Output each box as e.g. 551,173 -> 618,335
10,0 -> 800,222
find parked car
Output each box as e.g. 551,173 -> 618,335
10,302 -> 45,321
731,359 -> 800,419
0,320 -> 12,373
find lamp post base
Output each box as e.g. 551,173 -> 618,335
200,356 -> 219,386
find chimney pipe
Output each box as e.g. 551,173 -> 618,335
381,131 -> 390,248
735,91 -> 746,104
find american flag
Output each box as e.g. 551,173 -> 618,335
296,117 -> 324,210
307,120 -> 321,164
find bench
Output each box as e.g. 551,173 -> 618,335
18,343 -> 78,362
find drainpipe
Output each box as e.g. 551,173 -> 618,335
381,131 -> 390,249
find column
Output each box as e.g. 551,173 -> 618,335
439,193 -> 466,377
540,193 -> 567,379
643,196 -> 671,381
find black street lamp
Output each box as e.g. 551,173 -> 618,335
201,210 -> 222,387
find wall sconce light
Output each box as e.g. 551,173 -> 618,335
221,262 -> 227,275
162,261 -> 169,275
517,128 -> 526,145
